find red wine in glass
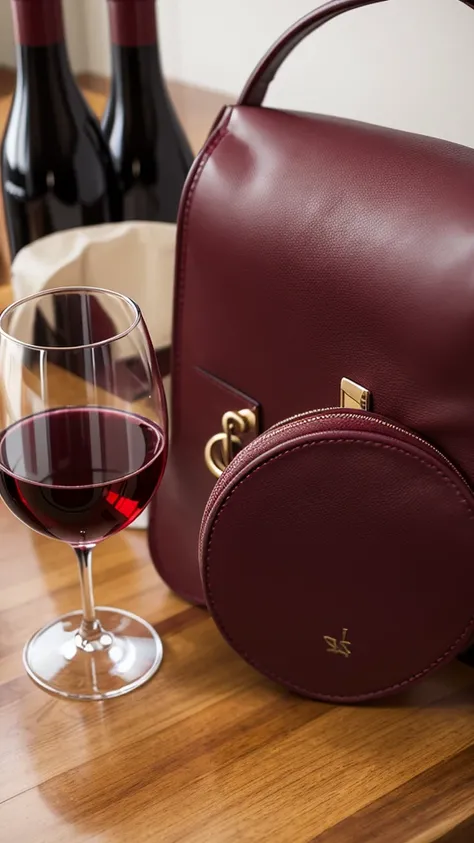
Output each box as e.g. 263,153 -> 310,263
0,286 -> 168,701
0,407 -> 165,545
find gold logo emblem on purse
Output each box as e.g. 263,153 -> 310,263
324,628 -> 352,658
204,409 -> 258,479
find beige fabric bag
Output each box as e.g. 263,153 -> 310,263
10,221 -> 175,528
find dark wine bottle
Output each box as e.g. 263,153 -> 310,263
102,0 -> 193,222
1,0 -> 121,259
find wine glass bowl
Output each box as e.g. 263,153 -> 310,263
0,287 -> 167,699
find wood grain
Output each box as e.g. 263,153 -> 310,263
1,515 -> 474,843
1,74 -> 474,843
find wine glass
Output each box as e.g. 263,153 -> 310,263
0,287 -> 168,700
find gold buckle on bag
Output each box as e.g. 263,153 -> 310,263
204,378 -> 369,479
204,409 -> 257,479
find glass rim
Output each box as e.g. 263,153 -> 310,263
0,286 -> 141,352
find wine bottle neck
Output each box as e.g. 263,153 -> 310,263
11,0 -> 65,46
14,42 -> 74,94
107,0 -> 167,109
107,0 -> 158,47
110,42 -> 166,106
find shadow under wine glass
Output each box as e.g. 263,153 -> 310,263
0,287 -> 168,700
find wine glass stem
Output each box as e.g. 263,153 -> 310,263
75,545 -> 101,640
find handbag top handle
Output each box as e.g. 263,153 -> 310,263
238,0 -> 474,108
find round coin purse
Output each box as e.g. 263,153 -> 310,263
199,407 -> 474,703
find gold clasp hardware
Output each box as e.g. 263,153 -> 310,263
205,409 -> 257,479
340,378 -> 371,411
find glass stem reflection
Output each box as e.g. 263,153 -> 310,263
75,545 -> 102,642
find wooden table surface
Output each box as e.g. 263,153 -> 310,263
1,461 -> 474,843
1,82 -> 474,843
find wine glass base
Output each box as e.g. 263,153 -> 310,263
23,607 -> 163,701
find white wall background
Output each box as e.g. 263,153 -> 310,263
0,1 -> 15,66
0,0 -> 93,71
2,0 -> 474,147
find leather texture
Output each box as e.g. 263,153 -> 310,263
149,366 -> 259,602
200,410 -> 474,702
148,0 -> 474,607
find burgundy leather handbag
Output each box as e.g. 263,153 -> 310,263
149,0 -> 474,695
199,408 -> 474,701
